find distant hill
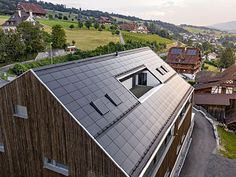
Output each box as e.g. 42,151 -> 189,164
210,21 -> 236,33
0,0 -> 189,37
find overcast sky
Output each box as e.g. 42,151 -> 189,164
43,0 -> 236,26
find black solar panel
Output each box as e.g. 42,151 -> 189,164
171,48 -> 182,55
105,92 -> 122,106
90,99 -> 109,115
186,49 -> 197,56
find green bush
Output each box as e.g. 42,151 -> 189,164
12,63 -> 28,76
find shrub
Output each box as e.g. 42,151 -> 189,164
12,63 -> 28,76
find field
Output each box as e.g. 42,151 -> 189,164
204,63 -> 220,72
122,31 -> 173,45
0,15 -> 9,25
217,126 -> 236,159
39,19 -> 120,51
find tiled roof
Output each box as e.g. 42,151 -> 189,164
166,47 -> 201,65
33,47 -> 192,176
17,2 -> 47,15
0,79 -> 8,88
2,11 -> 30,27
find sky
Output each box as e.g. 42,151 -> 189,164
43,0 -> 236,26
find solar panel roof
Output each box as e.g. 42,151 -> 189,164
33,47 -> 192,176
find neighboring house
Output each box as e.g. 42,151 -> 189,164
207,52 -> 218,61
2,8 -> 36,33
131,25 -> 149,34
194,64 -> 236,130
98,16 -> 112,24
17,2 -> 47,17
119,23 -> 137,32
119,23 -> 148,34
0,47 -> 194,177
166,47 -> 202,79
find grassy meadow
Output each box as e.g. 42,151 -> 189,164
122,31 -> 173,45
217,126 -> 236,159
39,18 -> 119,51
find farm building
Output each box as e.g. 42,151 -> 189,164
98,16 -> 112,24
194,64 -> 236,130
166,47 -> 202,80
17,2 -> 47,17
0,47 -> 194,177
2,7 -> 36,33
1,2 -> 46,33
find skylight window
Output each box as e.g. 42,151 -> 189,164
156,65 -> 169,75
119,68 -> 161,99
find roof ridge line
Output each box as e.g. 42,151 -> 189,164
33,47 -> 151,72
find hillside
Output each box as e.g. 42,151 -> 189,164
0,0 -> 189,38
211,21 -> 236,33
180,24 -> 224,35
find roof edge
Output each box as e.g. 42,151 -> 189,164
33,47 -> 151,72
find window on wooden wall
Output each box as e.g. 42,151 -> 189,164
43,157 -> 69,176
0,143 -> 4,153
13,105 -> 28,119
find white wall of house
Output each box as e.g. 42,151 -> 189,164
122,77 -> 133,90
142,71 -> 160,87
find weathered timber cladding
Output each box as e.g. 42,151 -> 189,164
0,71 -> 126,177
155,105 -> 192,177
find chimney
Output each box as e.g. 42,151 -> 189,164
18,10 -> 21,17
29,10 -> 33,17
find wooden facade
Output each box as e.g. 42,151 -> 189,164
166,47 -> 202,75
155,103 -> 192,177
0,71 -> 126,177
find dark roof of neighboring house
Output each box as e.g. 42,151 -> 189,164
17,2 -> 47,15
196,64 -> 236,84
2,11 -> 30,27
32,47 -> 192,176
166,47 -> 201,65
0,79 -> 8,88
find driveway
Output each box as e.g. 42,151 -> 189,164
180,110 -> 216,177
180,110 -> 236,177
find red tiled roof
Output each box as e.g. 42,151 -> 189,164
166,47 -> 201,65
119,23 -> 137,31
17,2 -> 46,15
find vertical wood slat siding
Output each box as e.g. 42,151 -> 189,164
155,105 -> 192,177
0,71 -> 126,177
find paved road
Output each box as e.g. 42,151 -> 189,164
180,111 -> 216,177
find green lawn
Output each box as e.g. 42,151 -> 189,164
0,15 -> 9,25
122,31 -> 173,45
217,126 -> 236,159
204,63 -> 220,72
39,19 -> 120,51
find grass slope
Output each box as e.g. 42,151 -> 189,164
204,63 -> 220,72
122,31 -> 173,45
39,19 -> 120,51
218,126 -> 236,159
0,15 -> 9,25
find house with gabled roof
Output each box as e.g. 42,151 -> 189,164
166,47 -> 202,80
17,2 -> 47,17
2,6 -> 36,33
0,47 -> 194,177
195,64 -> 236,130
